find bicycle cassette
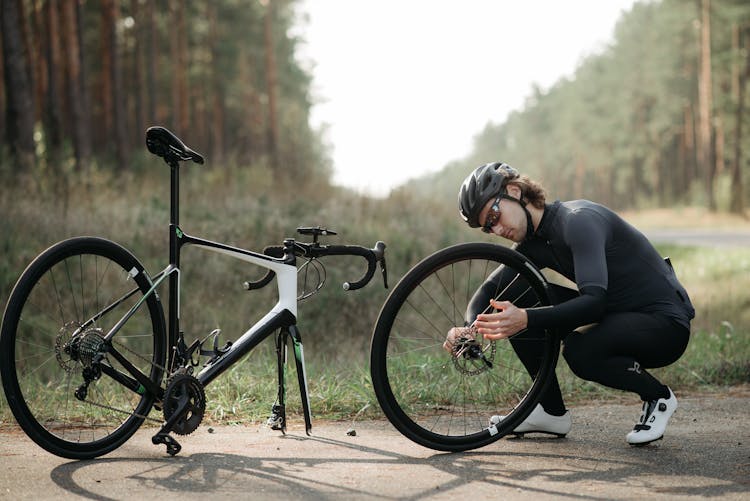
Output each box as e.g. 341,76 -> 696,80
163,374 -> 206,435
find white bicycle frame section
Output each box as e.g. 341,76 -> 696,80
176,234 -> 302,386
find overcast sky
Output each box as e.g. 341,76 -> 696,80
299,0 -> 637,196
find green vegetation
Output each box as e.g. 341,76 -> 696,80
398,0 -> 750,215
0,165 -> 748,426
1,0 -> 749,427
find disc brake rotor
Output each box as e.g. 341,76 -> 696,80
55,322 -> 78,373
452,338 -> 496,375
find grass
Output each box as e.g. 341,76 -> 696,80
0,165 -> 748,429
182,232 -> 750,424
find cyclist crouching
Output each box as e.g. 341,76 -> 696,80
445,162 -> 694,445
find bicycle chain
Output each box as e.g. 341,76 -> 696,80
81,397 -> 163,424
111,336 -> 169,374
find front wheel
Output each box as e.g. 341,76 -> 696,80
370,243 -> 559,452
0,237 -> 166,459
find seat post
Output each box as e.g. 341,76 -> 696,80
168,160 -> 181,369
169,160 -> 180,227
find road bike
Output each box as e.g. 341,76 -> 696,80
0,126 -> 388,459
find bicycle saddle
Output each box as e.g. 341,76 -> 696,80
146,126 -> 205,164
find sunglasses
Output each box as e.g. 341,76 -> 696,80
481,196 -> 502,233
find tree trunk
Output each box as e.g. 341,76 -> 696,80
44,0 -> 63,154
263,0 -> 279,169
698,0 -> 716,210
208,3 -> 224,164
1,0 -> 36,170
102,0 -> 127,167
30,0 -> 46,125
683,103 -> 697,197
146,0 -> 157,125
100,0 -> 114,150
0,14 -> 5,140
60,0 -> 90,169
131,0 -> 145,144
730,24 -> 748,215
170,0 -> 189,133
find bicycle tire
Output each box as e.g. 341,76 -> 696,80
0,237 -> 166,459
370,242 -> 559,452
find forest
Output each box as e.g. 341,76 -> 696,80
400,0 -> 750,215
0,0 -> 328,183
2,0 -> 750,214
1,0 -> 749,421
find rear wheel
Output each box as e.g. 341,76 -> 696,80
370,243 -> 559,451
0,237 -> 166,459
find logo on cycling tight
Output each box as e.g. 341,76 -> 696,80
627,361 -> 642,374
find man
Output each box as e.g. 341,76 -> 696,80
448,162 -> 694,445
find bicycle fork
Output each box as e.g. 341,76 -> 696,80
268,325 -> 313,435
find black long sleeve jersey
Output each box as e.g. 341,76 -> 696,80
509,200 -> 695,330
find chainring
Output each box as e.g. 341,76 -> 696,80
163,374 -> 206,435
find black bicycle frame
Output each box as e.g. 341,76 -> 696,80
86,159 -> 313,437
164,160 -> 300,387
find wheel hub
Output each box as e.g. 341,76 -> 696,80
451,337 -> 496,375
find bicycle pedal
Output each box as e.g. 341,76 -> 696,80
152,432 -> 182,456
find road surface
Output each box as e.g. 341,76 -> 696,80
645,228 -> 750,248
1,387 -> 748,500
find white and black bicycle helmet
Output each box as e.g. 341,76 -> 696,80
458,162 -> 520,228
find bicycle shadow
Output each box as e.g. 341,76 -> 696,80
49,428 -> 748,500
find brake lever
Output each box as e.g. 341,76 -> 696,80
373,241 -> 388,289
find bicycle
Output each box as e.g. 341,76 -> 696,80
369,242 -> 561,452
0,126 -> 388,459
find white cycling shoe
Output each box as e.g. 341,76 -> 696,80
489,403 -> 571,437
626,388 -> 678,446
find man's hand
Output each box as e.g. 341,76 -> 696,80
474,299 -> 528,340
443,326 -> 477,353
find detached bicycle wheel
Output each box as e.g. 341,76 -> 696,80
0,237 -> 166,459
370,243 -> 559,452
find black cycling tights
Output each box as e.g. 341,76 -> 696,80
511,285 -> 690,412
467,274 -> 690,413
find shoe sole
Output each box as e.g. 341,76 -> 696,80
510,431 -> 568,438
628,434 -> 663,446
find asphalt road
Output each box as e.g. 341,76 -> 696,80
1,386 -> 748,500
644,228 -> 750,248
